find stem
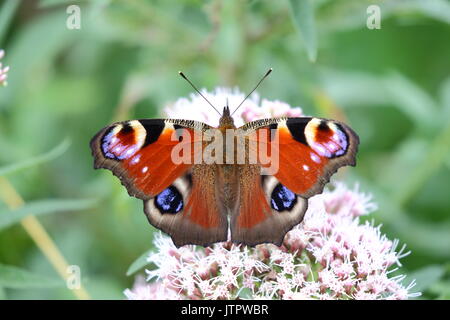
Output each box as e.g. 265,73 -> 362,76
0,177 -> 91,300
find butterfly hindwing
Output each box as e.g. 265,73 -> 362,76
144,165 -> 228,247
231,165 -> 308,246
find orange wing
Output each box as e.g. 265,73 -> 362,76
91,119 -> 228,247
242,117 -> 359,198
144,165 -> 228,247
90,119 -> 206,200
230,117 -> 359,246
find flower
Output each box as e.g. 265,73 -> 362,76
0,50 -> 9,87
125,88 -> 420,300
163,87 -> 303,127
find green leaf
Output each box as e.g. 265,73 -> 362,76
0,264 -> 63,289
237,287 -> 253,299
0,139 -> 70,176
39,0 -> 84,8
406,265 -> 445,294
386,0 -> 450,25
383,72 -> 438,131
126,250 -> 151,276
0,198 -> 98,230
288,0 -> 318,62
439,76 -> 450,118
0,0 -> 20,45
0,11 -> 76,108
353,174 -> 450,258
429,281 -> 450,299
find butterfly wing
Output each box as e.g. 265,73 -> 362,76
231,165 -> 308,246
144,164 -> 228,247
90,119 -> 228,247
231,117 -> 359,246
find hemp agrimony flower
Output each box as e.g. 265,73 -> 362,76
0,50 -> 9,87
124,89 -> 419,300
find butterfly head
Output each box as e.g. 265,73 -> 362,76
219,105 -> 235,129
178,69 -> 273,129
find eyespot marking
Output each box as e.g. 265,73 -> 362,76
140,119 -> 165,147
270,183 -> 297,212
155,186 -> 184,214
101,121 -> 146,160
305,119 -> 349,158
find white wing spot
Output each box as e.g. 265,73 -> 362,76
303,165 -> 309,171
310,153 -> 321,164
131,155 -> 141,165
142,166 -> 148,173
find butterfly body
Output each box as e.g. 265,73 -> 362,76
91,105 -> 359,247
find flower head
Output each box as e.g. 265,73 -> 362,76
164,87 -> 302,127
125,88 -> 419,300
0,50 -> 9,87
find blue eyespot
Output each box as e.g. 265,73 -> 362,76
155,186 -> 183,214
271,184 -> 297,212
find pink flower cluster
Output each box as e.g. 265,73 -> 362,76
163,87 -> 302,127
124,89 -> 419,300
125,184 -> 419,300
0,50 -> 9,87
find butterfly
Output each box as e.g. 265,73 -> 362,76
90,70 -> 359,247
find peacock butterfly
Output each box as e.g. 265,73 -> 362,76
90,70 -> 359,247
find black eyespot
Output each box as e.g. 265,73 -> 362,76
173,125 -> 186,142
318,120 -> 329,131
268,123 -> 278,141
286,118 -> 310,145
121,122 -> 133,133
271,183 -> 297,212
139,119 -> 165,147
155,186 -> 184,214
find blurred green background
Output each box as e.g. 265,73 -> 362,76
0,0 -> 449,299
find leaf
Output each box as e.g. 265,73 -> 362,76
352,174 -> 450,258
406,265 -> 445,294
126,250 -> 151,276
386,0 -> 450,25
288,0 -> 317,62
439,76 -> 450,118
319,69 -> 439,131
429,281 -> 450,299
0,198 -> 98,230
0,264 -> 63,289
237,287 -> 253,299
0,0 -> 20,45
39,0 -> 85,8
0,139 -> 70,176
0,11 -> 76,109
383,72 -> 438,131
317,0 -> 450,32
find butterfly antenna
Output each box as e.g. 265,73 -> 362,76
179,71 -> 222,116
231,68 -> 273,116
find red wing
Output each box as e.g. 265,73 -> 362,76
230,117 -> 358,246
90,119 -> 207,200
230,166 -> 308,246
144,165 -> 228,247
243,117 -> 359,198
